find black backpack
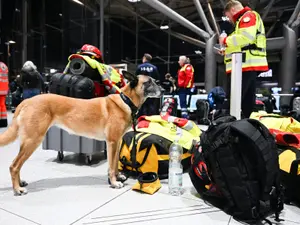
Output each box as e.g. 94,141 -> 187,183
20,68 -> 41,89
49,73 -> 95,99
196,99 -> 210,125
189,116 -> 284,224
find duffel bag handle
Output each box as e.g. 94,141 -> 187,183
290,159 -> 300,177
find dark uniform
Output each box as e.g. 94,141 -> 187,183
136,61 -> 161,117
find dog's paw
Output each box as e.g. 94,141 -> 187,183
14,187 -> 28,196
110,181 -> 125,189
20,180 -> 28,187
117,174 -> 127,183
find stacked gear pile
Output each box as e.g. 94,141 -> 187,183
196,86 -> 228,125
189,115 -> 284,224
49,44 -> 125,99
251,112 -> 300,203
119,99 -> 200,195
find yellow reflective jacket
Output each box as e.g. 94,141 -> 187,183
224,8 -> 268,74
250,112 -> 300,133
134,115 -> 201,150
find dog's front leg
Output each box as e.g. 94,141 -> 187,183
107,141 -> 124,189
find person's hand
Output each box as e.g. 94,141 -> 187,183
218,49 -> 225,56
219,36 -> 226,45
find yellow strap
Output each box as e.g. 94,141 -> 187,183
158,152 -> 191,161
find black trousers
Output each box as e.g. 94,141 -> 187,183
227,71 -> 257,118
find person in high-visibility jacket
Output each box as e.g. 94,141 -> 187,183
0,62 -> 9,127
64,44 -> 125,95
177,56 -> 194,119
219,0 -> 268,118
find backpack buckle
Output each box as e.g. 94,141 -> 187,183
251,206 -> 258,219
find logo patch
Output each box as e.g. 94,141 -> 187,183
243,17 -> 250,23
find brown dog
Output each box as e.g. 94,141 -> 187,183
0,71 -> 164,195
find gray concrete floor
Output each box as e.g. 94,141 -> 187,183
0,112 -> 300,225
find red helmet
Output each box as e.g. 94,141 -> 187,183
80,44 -> 102,59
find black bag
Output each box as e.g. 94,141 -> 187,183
277,146 -> 300,204
196,99 -> 210,125
49,73 -> 95,99
189,116 -> 284,223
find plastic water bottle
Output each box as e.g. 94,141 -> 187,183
168,129 -> 183,196
220,30 -> 227,50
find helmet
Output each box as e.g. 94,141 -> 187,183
79,44 -> 102,59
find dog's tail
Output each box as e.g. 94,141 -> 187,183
0,104 -> 22,147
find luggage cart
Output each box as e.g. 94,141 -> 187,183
43,126 -> 106,165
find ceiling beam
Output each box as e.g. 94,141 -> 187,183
109,19 -> 167,53
141,0 -> 210,41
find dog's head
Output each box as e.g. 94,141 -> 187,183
122,71 -> 164,101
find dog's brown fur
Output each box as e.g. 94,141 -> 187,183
0,72 -> 163,195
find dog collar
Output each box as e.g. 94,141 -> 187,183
120,92 -> 138,116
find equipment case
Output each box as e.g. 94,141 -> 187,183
43,126 -> 106,164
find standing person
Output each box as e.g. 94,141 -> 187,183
136,53 -> 160,81
20,61 -> 45,99
219,0 -> 268,118
177,56 -> 194,119
0,62 -> 9,127
136,53 -> 161,117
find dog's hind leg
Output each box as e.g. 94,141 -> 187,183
10,137 -> 43,196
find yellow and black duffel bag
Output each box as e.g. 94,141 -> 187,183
118,131 -> 192,179
278,146 -> 300,203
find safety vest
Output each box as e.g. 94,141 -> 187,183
178,64 -> 194,88
224,11 -> 268,74
0,62 -> 9,95
66,54 -> 123,87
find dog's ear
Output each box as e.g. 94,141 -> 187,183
123,71 -> 138,88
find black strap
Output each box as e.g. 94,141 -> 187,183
241,44 -> 265,52
120,92 -> 138,116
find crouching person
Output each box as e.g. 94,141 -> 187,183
20,61 -> 44,99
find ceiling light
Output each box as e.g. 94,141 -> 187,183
5,40 -> 16,45
72,0 -> 84,6
195,50 -> 202,55
59,13 -> 63,17
128,0 -> 141,2
160,25 -> 169,30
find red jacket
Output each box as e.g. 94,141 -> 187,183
177,64 -> 194,88
0,62 -> 9,95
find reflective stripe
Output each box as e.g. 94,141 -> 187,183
102,73 -> 110,80
232,36 -> 238,47
241,30 -> 256,41
0,91 -> 8,95
183,121 -> 194,130
167,116 -> 176,123
0,78 -> 8,82
0,73 -> 8,77
226,58 -> 268,70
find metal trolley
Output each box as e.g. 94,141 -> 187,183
42,126 -> 107,165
